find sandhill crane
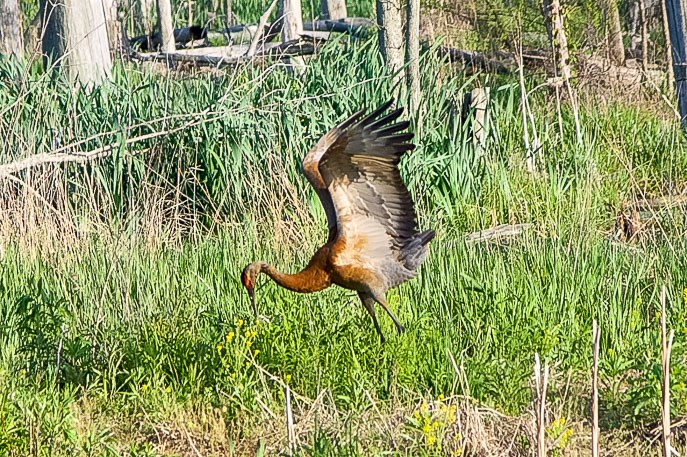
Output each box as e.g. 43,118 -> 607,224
241,100 -> 435,343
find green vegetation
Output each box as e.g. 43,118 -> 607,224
2,3 -> 687,454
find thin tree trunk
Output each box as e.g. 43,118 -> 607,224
602,0 -> 624,65
640,0 -> 648,71
23,11 -> 41,54
102,0 -> 125,58
630,0 -> 640,51
405,0 -> 420,110
320,0 -> 346,20
281,0 -> 305,71
662,0 -> 675,93
41,0 -> 113,86
664,0 -> 687,125
541,0 -> 582,146
225,0 -> 233,25
0,0 -> 23,57
187,0 -> 192,26
140,0 -> 155,32
156,0 -> 175,51
542,0 -> 571,80
377,0 -> 404,86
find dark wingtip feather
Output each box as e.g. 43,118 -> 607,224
366,108 -> 405,132
338,108 -> 366,131
356,99 -> 396,128
337,99 -> 397,132
418,230 -> 436,245
390,132 -> 414,144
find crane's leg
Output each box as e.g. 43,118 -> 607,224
370,291 -> 405,335
358,292 -> 385,344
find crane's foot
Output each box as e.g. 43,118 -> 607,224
396,323 -> 405,335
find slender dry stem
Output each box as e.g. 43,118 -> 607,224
592,320 -> 600,457
660,286 -> 674,457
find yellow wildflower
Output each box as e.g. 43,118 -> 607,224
225,331 -> 235,342
216,342 -> 224,353
683,288 -> 687,303
253,349 -> 261,357
559,428 -> 573,448
235,319 -> 244,328
437,393 -> 445,402
142,384 -> 148,392
420,401 -> 429,414
284,374 -> 292,384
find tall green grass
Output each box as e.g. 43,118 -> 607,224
2,31 -> 687,454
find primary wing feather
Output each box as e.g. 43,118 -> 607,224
307,100 -> 422,267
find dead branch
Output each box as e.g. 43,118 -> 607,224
246,0 -> 279,57
0,114 -> 217,180
464,223 -> 533,243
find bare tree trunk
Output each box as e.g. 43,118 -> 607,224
377,0 -> 404,85
23,11 -> 41,54
320,0 -> 346,20
41,0 -> 113,86
665,0 -> 687,125
156,0 -> 175,51
405,0 -> 420,110
102,0 -> 126,58
187,0 -> 192,26
542,0 -> 571,80
639,0 -> 648,71
140,0 -> 155,32
225,0 -> 233,25
602,0 -> 624,65
0,0 -> 23,57
661,0 -> 675,93
281,0 -> 305,71
541,0 -> 582,146
630,0 -> 640,52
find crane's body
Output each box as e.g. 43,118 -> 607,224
241,100 -> 434,342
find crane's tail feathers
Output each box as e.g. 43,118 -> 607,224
400,230 -> 436,271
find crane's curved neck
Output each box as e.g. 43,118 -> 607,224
258,252 -> 331,294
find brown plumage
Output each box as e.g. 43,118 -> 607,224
241,100 -> 435,343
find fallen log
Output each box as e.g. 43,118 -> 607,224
129,17 -> 374,52
130,25 -> 208,51
435,47 -> 550,74
133,36 -> 325,67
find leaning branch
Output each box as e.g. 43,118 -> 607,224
246,0 -> 279,57
0,114 -> 217,179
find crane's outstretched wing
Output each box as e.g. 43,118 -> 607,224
301,99 -> 420,260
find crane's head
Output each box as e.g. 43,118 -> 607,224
241,262 -> 263,316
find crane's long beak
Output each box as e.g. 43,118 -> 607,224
248,286 -> 257,317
